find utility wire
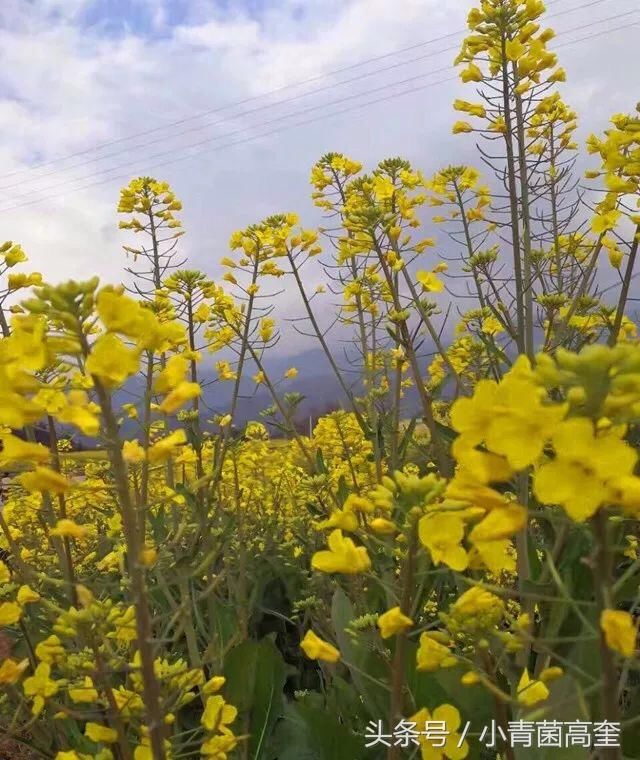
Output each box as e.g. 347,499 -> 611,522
0,10 -> 632,202
0,0 -> 609,185
0,16 -> 635,216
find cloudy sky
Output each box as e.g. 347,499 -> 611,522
0,0 -> 637,350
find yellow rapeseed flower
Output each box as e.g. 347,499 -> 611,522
85,723 -> 118,744
20,467 -> 70,495
147,430 -> 187,463
314,508 -> 358,533
123,440 -> 146,464
601,610 -> 637,658
0,433 -> 50,465
517,668 -> 549,707
17,585 -> 40,605
23,663 -> 59,716
50,519 -> 88,539
534,418 -> 637,521
160,381 -> 201,414
201,694 -> 237,732
410,704 -> 469,760
377,607 -> 413,639
300,630 -> 341,662
416,633 -> 457,671
369,517 -> 396,535
311,529 -> 371,574
69,676 -> 99,704
203,676 -> 226,696
419,512 -> 468,571
416,270 -> 444,293
0,658 -> 29,685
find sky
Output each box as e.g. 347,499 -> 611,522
0,0 -> 638,354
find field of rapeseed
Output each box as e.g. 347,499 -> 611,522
1,1 -> 639,758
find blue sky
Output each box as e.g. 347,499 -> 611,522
81,0 -> 172,35
79,0 -> 189,36
75,0 -> 312,39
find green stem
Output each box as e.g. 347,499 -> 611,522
608,225 -> 639,346
387,519 -> 417,760
593,510 -> 622,760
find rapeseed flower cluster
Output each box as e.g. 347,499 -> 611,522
1,2 -> 639,758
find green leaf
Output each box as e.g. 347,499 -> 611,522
270,700 -> 367,760
405,644 -> 493,760
512,676 -> 591,760
315,448 -> 327,475
337,475 -> 349,505
408,656 -> 493,723
223,636 -> 288,759
398,417 -> 417,461
331,589 -> 389,721
203,598 -> 238,657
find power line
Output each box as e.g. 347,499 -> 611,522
0,0 -> 608,185
3,77 -> 457,215
0,17 -> 635,216
0,49 -> 460,191
0,8 -> 631,208
0,35 -> 473,182
4,9 -> 634,200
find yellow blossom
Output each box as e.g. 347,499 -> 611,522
140,546 -> 158,567
123,440 -> 146,464
0,433 -> 50,465
343,494 -> 374,513
85,723 -> 118,744
160,381 -> 201,414
301,630 -> 341,662
416,270 -> 444,293
461,63 -> 483,82
201,734 -> 238,757
369,517 -> 397,535
419,512 -> 468,571
20,467 -> 70,494
411,704 -> 469,759
35,635 -> 65,664
201,695 -> 237,733
377,607 -> 413,639
416,633 -> 457,671
86,334 -> 141,388
50,519 -> 88,539
23,662 -> 59,716
154,355 -> 189,393
69,677 -> 99,704
203,676 -> 226,696
517,669 -> 549,707
0,602 -> 22,626
311,530 -> 371,574
534,418 -> 637,521
17,585 -> 40,605
0,658 -> 29,685
539,666 -> 564,683
601,610 -> 637,658
148,429 -> 187,463
314,508 -> 358,532
452,121 -> 474,134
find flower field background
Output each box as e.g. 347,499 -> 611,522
1,1 -> 640,759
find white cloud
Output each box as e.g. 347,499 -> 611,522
0,0 -> 637,351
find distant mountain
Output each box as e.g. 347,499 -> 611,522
74,345 -> 425,446
199,347 -> 350,429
